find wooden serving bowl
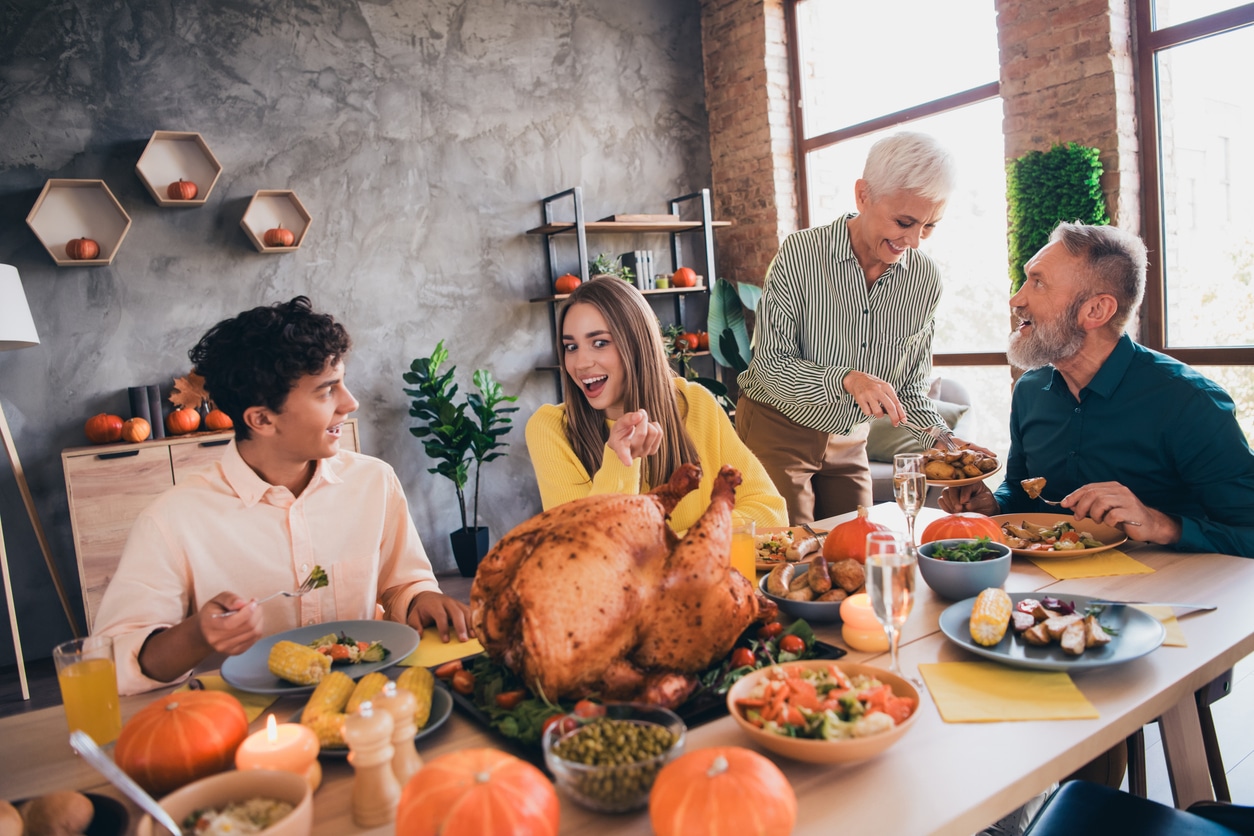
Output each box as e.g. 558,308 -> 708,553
726,660 -> 920,764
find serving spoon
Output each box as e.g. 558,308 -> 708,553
70,730 -> 181,835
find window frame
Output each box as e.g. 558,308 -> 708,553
1135,0 -> 1254,365
784,0 -> 1005,367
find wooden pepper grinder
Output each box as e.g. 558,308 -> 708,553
374,681 -> 424,786
343,701 -> 401,827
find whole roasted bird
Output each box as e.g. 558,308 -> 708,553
470,463 -> 776,708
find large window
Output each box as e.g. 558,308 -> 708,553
788,0 -> 1011,459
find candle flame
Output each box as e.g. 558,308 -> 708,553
266,713 -> 278,742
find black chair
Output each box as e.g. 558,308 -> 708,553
1023,780 -> 1254,836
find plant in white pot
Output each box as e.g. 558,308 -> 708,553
403,340 -> 517,577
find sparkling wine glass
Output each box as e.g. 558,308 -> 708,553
865,531 -> 916,676
893,453 -> 927,557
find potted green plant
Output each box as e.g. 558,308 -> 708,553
403,340 -> 518,576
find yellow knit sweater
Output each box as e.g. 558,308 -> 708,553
525,377 -> 788,532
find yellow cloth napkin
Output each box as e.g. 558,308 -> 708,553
1134,604 -> 1187,647
919,661 -> 1099,722
1026,549 -> 1154,580
399,631 -> 485,667
177,674 -> 278,722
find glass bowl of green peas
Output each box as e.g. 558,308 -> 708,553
542,702 -> 687,813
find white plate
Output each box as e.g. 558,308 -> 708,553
938,592 -> 1166,671
292,683 -> 454,758
221,620 -> 420,694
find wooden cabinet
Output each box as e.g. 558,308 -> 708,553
62,420 -> 359,629
527,187 -> 730,398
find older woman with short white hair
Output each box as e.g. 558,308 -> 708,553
737,131 -> 973,524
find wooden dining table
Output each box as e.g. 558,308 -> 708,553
2,503 -> 1252,835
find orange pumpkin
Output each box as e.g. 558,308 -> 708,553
696,331 -> 710,351
921,512 -> 1005,544
263,225 -> 296,247
66,237 -> 100,260
554,273 -> 581,295
823,505 -> 889,564
84,413 -> 124,444
672,266 -> 698,288
114,691 -> 249,797
204,409 -> 234,431
166,178 -> 198,200
121,417 -> 151,443
396,748 -> 559,836
166,406 -> 201,435
650,747 -> 796,836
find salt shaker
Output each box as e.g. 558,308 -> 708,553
374,681 -> 423,785
343,701 -> 401,826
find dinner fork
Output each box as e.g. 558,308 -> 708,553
899,419 -> 958,452
211,566 -> 325,617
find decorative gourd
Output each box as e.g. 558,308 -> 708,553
672,266 -> 698,288
396,748 -> 559,836
921,512 -> 1005,545
166,406 -> 201,435
65,238 -> 100,260
114,691 -> 249,797
121,417 -> 151,443
84,413 -> 123,444
264,225 -> 296,247
822,505 -> 889,564
650,746 -> 796,836
204,409 -> 234,431
554,274 -> 581,295
166,179 -> 198,200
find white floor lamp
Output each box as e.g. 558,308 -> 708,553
1,264 -> 82,701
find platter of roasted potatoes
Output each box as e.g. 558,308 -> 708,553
920,447 -> 1001,486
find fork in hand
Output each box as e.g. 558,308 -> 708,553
211,566 -> 325,618
899,419 -> 959,452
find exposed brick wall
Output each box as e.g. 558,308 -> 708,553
699,0 -> 797,287
997,0 -> 1139,229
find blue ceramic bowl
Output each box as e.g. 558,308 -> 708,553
916,539 -> 1012,601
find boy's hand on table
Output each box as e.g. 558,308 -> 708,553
199,592 -> 265,656
408,591 -> 475,643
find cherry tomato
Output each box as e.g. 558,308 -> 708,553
356,641 -> 371,653
494,690 -> 527,710
433,660 -> 463,680
451,669 -> 476,696
573,699 -> 606,719
542,714 -> 577,737
757,622 -> 784,640
1060,530 -> 1081,543
327,644 -> 352,661
730,647 -> 756,669
779,634 -> 806,655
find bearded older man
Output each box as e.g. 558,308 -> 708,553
941,222 -> 1254,558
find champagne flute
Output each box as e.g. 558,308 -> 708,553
893,453 -> 926,557
865,531 -> 916,676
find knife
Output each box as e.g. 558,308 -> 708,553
1088,600 -> 1217,613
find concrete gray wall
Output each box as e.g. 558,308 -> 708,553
0,0 -> 711,667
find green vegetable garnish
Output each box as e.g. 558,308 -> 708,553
308,565 -> 329,589
929,537 -> 1000,562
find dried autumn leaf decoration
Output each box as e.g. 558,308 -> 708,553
170,372 -> 209,410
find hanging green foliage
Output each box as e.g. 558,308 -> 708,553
1006,142 -> 1109,292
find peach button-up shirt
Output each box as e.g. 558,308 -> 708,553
93,442 -> 442,694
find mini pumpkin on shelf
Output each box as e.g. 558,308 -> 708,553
84,413 -> 123,444
264,224 -> 296,247
166,406 -> 201,435
65,237 -> 100,260
204,408 -> 233,431
121,417 -> 152,443
166,179 -> 198,200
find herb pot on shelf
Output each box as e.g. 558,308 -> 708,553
450,527 -> 490,577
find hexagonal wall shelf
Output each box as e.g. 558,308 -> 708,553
240,190 -> 312,253
26,179 -> 132,267
135,130 -> 223,207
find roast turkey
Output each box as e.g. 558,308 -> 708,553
469,463 -> 775,708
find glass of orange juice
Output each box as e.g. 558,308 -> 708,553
730,521 -> 757,580
53,636 -> 122,745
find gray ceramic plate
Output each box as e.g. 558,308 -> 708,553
291,683 -> 453,758
938,592 -> 1166,671
758,568 -> 845,623
221,620 -> 420,694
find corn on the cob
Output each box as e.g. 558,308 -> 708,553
969,587 -> 1013,646
301,671 -> 354,724
268,640 -> 331,685
397,666 -> 435,729
304,710 -> 347,748
345,671 -> 389,714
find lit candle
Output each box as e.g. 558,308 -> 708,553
840,592 -> 889,652
235,714 -> 322,791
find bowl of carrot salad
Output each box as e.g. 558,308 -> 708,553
726,660 -> 920,764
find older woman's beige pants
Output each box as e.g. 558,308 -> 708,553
735,396 -> 872,526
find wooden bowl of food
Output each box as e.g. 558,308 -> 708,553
726,660 -> 919,764
136,770 -> 312,836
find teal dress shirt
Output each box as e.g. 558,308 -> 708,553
994,334 -> 1254,558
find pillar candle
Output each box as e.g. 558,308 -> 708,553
235,714 -> 322,791
840,592 -> 890,652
